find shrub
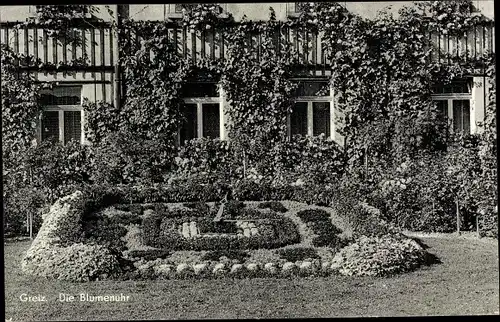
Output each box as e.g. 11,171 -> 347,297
277,247 -> 320,262
81,215 -> 128,252
3,185 -> 48,237
92,130 -> 175,185
224,200 -> 246,218
331,235 -> 429,277
182,201 -> 211,215
367,151 -> 463,233
296,209 -> 343,248
268,135 -> 346,185
175,138 -> 235,178
330,177 -> 397,237
479,206 -> 498,238
114,204 -> 144,216
21,191 -> 123,282
201,250 -> 250,262
46,192 -> 86,245
22,242 -> 122,282
257,201 -> 288,213
25,140 -> 93,199
110,211 -> 143,226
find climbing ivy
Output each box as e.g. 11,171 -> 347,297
295,1 -> 494,172
220,9 -> 298,176
117,20 -> 193,143
32,5 -> 99,45
1,45 -> 43,179
181,3 -> 233,32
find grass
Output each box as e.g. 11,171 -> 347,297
4,234 -> 498,320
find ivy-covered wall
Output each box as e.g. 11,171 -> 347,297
1,2 -> 497,237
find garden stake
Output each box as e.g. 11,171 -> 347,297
29,211 -> 33,240
456,198 -> 460,236
476,214 -> 480,238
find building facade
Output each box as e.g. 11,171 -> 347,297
0,2 -> 495,146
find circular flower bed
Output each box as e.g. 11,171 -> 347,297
22,191 -> 435,282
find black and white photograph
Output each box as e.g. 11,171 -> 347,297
1,1 -> 498,320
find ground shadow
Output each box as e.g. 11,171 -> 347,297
409,236 -> 442,266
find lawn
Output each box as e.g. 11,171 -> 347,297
4,234 -> 498,320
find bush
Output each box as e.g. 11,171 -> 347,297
257,201 -> 288,213
92,130 -> 175,185
276,247 -> 319,262
201,250 -> 249,262
4,140 -> 93,236
296,209 -> 343,248
183,201 -> 211,215
223,200 -> 246,218
331,180 -> 396,237
331,235 -> 429,277
25,140 -> 93,199
22,242 -> 122,282
114,203 -> 144,216
268,135 -> 346,185
21,191 -> 123,282
110,211 -> 143,226
81,215 -> 128,252
197,219 -> 238,234
3,185 -> 48,237
175,138 -> 235,178
366,149 -> 480,233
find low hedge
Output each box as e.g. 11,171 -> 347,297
127,250 -> 171,261
276,247 -> 320,262
201,250 -> 250,262
257,201 -> 288,213
296,209 -> 343,249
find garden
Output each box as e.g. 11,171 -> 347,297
2,1 -> 497,286
21,184 -> 435,281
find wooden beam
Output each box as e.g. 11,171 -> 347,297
90,29 -> 96,77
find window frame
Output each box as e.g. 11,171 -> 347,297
431,93 -> 472,135
288,80 -> 335,140
178,83 -> 224,144
37,86 -> 85,145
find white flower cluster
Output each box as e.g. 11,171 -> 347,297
330,235 -> 428,277
132,258 -> 344,279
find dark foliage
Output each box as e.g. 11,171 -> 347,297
277,247 -> 320,262
201,250 -> 250,262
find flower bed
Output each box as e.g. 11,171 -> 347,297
21,188 -> 434,282
142,206 -> 300,250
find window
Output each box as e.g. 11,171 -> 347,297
289,80 -> 332,138
452,100 -> 471,134
39,86 -> 84,144
432,78 -> 472,134
179,82 -> 222,144
312,102 -> 330,137
290,102 -> 307,136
